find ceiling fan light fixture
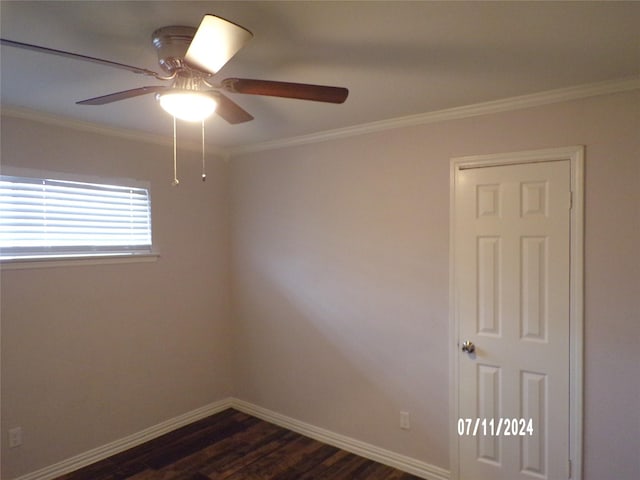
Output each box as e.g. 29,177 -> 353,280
157,91 -> 217,122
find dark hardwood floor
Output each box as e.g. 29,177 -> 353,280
54,409 -> 423,480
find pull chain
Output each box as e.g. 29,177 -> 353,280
201,120 -> 206,182
172,116 -> 179,186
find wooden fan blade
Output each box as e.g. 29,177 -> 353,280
76,86 -> 168,105
184,15 -> 253,75
221,78 -> 349,104
0,38 -> 160,77
211,92 -> 254,124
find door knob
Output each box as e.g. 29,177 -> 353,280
461,341 -> 475,354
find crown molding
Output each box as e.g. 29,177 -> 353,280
0,106 -> 229,159
228,75 -> 640,156
2,76 -> 638,160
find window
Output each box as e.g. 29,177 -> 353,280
0,175 -> 152,261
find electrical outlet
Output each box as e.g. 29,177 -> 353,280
9,427 -> 22,448
400,411 -> 410,430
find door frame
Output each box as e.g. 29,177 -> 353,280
448,146 -> 584,479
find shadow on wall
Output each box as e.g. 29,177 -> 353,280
230,151 -> 450,463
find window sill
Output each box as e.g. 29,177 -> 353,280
0,252 -> 159,270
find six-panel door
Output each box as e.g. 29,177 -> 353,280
455,160 -> 571,479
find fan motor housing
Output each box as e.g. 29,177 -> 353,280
152,26 -> 196,73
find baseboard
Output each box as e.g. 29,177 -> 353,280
12,398 -> 233,480
13,397 -> 450,480
231,398 -> 450,480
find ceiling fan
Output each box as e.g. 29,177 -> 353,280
0,14 -> 349,124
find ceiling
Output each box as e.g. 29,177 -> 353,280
1,1 -> 639,150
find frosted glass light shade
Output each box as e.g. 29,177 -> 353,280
158,91 -> 217,122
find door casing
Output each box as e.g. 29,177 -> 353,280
448,146 -> 584,479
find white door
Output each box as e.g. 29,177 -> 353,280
454,159 -> 572,479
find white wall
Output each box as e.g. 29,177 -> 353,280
229,90 -> 640,479
1,90 -> 638,480
0,116 -> 233,478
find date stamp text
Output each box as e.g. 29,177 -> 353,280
457,418 -> 534,436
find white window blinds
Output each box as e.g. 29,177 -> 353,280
0,175 -> 152,259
